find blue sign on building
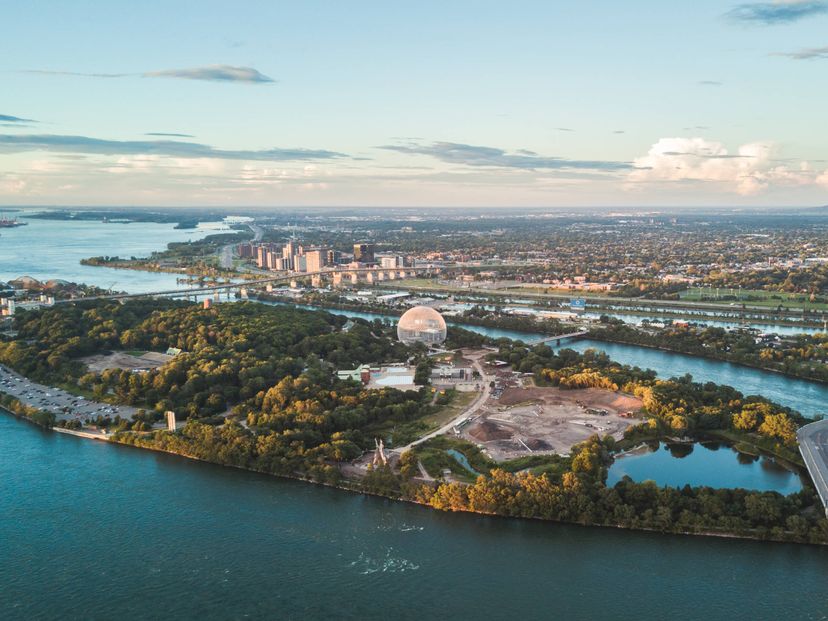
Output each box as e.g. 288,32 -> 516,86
570,298 -> 586,311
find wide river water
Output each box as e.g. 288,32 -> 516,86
3,217 -> 828,619
0,213 -> 230,293
2,415 -> 827,621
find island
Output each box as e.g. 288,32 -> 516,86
1,298 -> 826,545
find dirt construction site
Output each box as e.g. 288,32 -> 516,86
460,385 -> 643,460
81,351 -> 174,373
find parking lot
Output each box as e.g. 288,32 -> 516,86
0,364 -> 137,423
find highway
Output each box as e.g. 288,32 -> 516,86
218,223 -> 263,269
798,419 -> 828,517
377,281 -> 828,320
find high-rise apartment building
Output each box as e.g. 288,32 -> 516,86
353,242 -> 375,264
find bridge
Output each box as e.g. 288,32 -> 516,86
797,418 -> 828,517
531,328 -> 590,345
55,266 -> 437,304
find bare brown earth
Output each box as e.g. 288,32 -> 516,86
461,385 -> 643,460
81,351 -> 173,373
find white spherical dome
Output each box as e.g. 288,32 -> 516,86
397,306 -> 447,345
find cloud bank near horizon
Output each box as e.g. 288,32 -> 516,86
23,64 -> 274,84
379,141 -> 632,171
775,45 -> 828,59
0,134 -> 343,161
0,114 -> 36,123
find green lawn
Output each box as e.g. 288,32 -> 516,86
680,287 -> 828,310
364,390 -> 477,448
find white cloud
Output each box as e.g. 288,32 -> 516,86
628,137 -> 817,195
0,173 -> 26,194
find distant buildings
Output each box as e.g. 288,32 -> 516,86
379,255 -> 405,269
305,249 -> 326,273
353,242 -> 375,264
238,240 -> 332,273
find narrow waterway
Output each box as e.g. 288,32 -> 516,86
270,302 -> 828,418
558,339 -> 828,419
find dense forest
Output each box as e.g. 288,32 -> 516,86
1,299 -> 826,543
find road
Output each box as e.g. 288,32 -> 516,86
218,223 -> 263,269
55,266 -> 434,304
532,328 -> 589,345
375,281 -> 827,319
393,353 -> 492,454
797,419 -> 828,517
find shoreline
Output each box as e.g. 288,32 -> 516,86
261,295 -> 827,386
3,405 -> 823,547
256,293 -> 567,340
584,331 -> 828,389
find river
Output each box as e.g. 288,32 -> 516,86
271,303 -> 828,419
0,213 -> 230,293
2,415 -> 826,621
4,218 -> 828,618
558,338 -> 828,419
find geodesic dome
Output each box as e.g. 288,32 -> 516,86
397,306 -> 447,345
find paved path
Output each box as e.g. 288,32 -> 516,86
393,355 -> 491,454
798,419 -> 828,517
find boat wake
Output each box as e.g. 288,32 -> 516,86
349,548 -> 420,574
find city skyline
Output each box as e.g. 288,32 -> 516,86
2,0 -> 828,207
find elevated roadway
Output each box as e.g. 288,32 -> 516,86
54,266 -> 435,304
798,419 -> 828,517
532,328 -> 589,345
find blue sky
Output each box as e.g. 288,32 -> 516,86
1,0 -> 827,207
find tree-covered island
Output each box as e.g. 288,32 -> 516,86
0,300 -> 825,544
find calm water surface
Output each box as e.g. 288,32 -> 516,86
0,215 -> 229,293
607,442 -> 805,493
2,414 -> 827,621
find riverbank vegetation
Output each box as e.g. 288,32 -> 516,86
590,318 -> 828,383
495,339 -> 806,454
0,391 -> 55,428
2,299 -> 826,544
257,291 -> 573,341
81,231 -> 252,279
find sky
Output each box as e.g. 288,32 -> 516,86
1,0 -> 827,208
